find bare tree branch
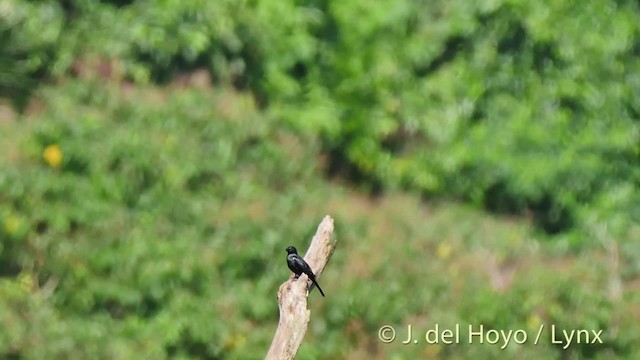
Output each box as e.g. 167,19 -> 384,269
266,215 -> 336,360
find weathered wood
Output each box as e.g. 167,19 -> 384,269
265,216 -> 336,360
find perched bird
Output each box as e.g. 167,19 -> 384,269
285,246 -> 325,297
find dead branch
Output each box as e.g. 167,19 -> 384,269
265,215 -> 336,360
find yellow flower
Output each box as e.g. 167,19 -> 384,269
18,272 -> 33,293
43,144 -> 63,168
223,332 -> 247,351
3,216 -> 20,235
437,242 -> 453,260
527,314 -> 542,331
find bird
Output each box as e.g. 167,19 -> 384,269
285,246 -> 325,297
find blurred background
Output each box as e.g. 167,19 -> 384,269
1,0 -> 639,359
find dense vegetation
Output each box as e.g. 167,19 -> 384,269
1,0 -> 639,359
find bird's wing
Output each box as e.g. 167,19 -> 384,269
296,256 -> 316,277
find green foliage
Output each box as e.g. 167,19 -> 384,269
2,0 -> 640,358
0,82 -> 314,359
0,1 -> 64,108
1,80 -> 639,359
3,0 -> 638,240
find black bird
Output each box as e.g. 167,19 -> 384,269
286,246 -> 325,297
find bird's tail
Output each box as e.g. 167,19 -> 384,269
311,278 -> 325,297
